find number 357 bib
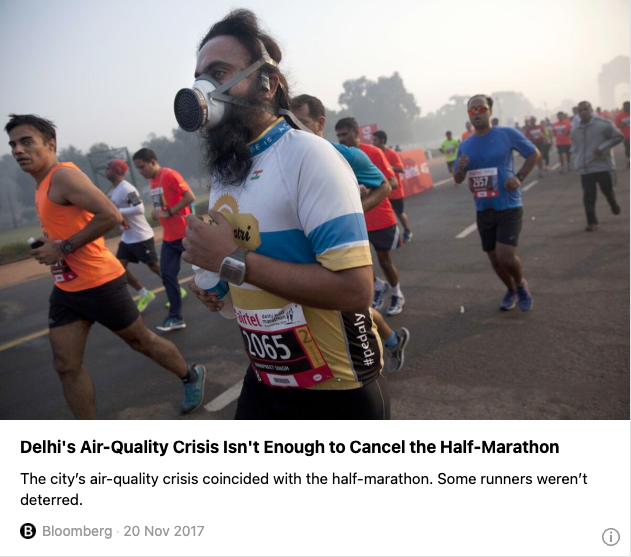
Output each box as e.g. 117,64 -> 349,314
234,303 -> 333,388
467,167 -> 499,198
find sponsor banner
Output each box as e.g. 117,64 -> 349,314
358,123 -> 378,144
398,148 -> 434,198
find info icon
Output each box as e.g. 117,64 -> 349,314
20,523 -> 36,539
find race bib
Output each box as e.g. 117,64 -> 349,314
530,129 -> 542,140
51,260 -> 78,283
150,187 -> 164,209
234,303 -> 333,388
446,145 -> 456,154
467,168 -> 499,198
554,125 -> 566,134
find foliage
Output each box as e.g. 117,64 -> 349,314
325,73 -> 421,144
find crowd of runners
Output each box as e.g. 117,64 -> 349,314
4,9 -> 628,420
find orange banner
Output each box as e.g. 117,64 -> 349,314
398,148 -> 434,197
359,123 -> 378,144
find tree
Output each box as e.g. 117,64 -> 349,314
58,145 -> 91,176
335,72 -> 421,144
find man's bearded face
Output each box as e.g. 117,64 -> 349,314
200,80 -> 268,187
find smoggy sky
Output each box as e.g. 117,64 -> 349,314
1,0 -> 629,155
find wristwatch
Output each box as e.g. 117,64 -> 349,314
219,247 -> 250,285
516,173 -> 526,182
60,239 -> 76,255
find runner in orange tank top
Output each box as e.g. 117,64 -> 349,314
5,114 -> 207,419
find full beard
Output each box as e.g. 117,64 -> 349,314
200,91 -> 268,187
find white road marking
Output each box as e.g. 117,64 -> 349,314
204,380 -> 243,412
522,179 -> 539,192
551,163 -> 560,170
456,223 -> 478,239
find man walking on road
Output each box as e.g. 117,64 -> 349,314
552,112 -> 572,173
105,159 -> 159,312
440,131 -> 460,174
454,95 -> 540,312
180,10 -> 389,419
6,114 -> 206,419
614,101 -> 630,168
133,149 -> 195,331
571,101 -> 624,232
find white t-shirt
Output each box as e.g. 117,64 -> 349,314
109,180 -> 154,244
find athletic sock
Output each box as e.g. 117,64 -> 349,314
374,277 -> 388,292
391,284 -> 403,297
138,287 -> 149,297
182,365 -> 198,384
384,330 -> 398,349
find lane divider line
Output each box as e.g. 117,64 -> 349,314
455,223 -> 478,239
204,380 -> 243,412
0,275 -> 194,354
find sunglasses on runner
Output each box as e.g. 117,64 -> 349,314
468,106 -> 489,116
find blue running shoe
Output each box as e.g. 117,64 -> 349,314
181,364 -> 206,415
499,289 -> 518,311
384,327 -> 410,373
387,295 -> 405,316
372,285 -> 389,310
403,230 -> 413,243
156,317 -> 186,332
516,280 -> 533,312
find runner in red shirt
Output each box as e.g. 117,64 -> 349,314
372,130 -> 413,243
461,121 -> 475,141
552,111 -> 572,173
336,117 -> 406,316
523,117 -> 546,177
133,148 -> 196,332
615,101 -> 630,167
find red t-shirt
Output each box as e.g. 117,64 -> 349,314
524,125 -> 545,144
615,110 -> 630,140
150,167 -> 192,242
552,120 -> 572,146
358,144 -> 397,232
383,147 -> 405,200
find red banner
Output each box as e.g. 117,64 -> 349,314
358,123 -> 378,144
397,148 -> 434,198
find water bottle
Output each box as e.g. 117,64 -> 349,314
192,265 -> 235,319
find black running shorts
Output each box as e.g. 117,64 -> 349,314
476,207 -> 523,252
116,238 -> 158,265
48,274 -> 139,331
556,144 -> 571,155
368,224 -> 402,252
234,367 -> 391,420
390,198 -> 405,216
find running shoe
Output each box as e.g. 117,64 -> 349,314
387,295 -> 405,316
181,364 -> 206,415
165,287 -> 188,308
156,317 -> 187,332
384,327 -> 410,373
611,202 -> 621,215
137,290 -> 156,313
372,285 -> 389,310
516,280 -> 533,312
585,224 -> 598,232
403,230 -> 413,243
499,289 -> 518,311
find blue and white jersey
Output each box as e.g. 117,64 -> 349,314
207,119 -> 382,391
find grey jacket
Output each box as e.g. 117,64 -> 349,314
571,116 -> 624,175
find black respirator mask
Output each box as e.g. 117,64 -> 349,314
173,50 -> 309,133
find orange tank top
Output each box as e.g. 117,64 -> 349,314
35,162 -> 124,292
